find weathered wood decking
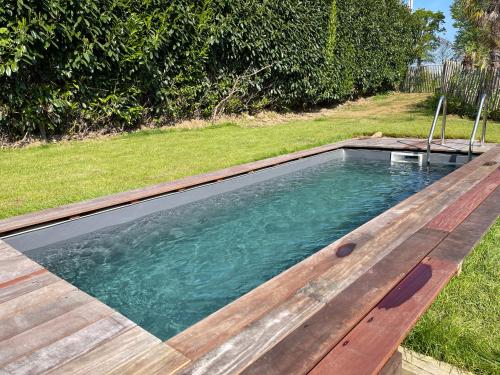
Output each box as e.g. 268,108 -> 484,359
0,138 -> 498,374
0,241 -> 190,374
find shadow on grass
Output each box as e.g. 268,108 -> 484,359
407,94 -> 438,116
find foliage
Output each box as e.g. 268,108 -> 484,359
426,92 -> 500,121
0,0 -> 416,139
410,9 -> 446,65
451,0 -> 500,68
451,0 -> 492,67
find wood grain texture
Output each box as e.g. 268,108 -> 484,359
0,300 -> 114,366
309,257 -> 457,375
1,313 -> 135,375
241,229 -> 448,375
400,347 -> 474,375
0,241 -> 22,260
309,190 -> 500,375
0,279 -> 76,320
426,168 -> 500,232
0,269 -> 58,304
380,350 -> 402,375
430,187 -> 500,265
48,326 -> 161,375
108,343 -> 191,375
179,294 -> 324,375
0,289 -> 94,342
0,268 -> 48,289
0,254 -> 43,284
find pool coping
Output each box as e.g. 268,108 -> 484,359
0,137 -> 492,236
0,137 -> 498,374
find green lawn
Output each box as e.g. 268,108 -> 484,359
1,92 -> 499,374
405,220 -> 500,375
1,92 -> 499,219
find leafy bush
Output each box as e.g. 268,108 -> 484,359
427,92 -> 500,121
0,0 -> 416,139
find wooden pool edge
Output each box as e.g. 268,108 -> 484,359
0,137 -> 493,236
167,143 -> 499,375
0,138 -> 498,374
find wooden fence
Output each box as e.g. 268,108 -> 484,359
401,64 -> 443,93
401,60 -> 500,112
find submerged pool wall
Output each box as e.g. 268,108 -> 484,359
3,149 -> 469,252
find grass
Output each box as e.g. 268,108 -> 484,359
0,92 -> 498,374
1,92 -> 499,219
404,220 -> 500,375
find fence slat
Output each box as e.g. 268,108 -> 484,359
401,60 -> 500,113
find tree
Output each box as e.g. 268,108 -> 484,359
410,9 -> 446,66
452,0 -> 500,68
435,37 -> 457,63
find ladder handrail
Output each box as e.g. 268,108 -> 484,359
469,93 -> 488,158
427,95 -> 447,164
480,94 -> 488,146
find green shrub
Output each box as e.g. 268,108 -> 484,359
0,0 -> 415,139
427,93 -> 500,121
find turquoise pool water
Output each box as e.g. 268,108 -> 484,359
28,157 -> 456,340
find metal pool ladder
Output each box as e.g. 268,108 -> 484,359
426,95 -> 447,165
468,93 -> 488,159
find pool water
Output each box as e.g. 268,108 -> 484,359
27,158 -> 456,340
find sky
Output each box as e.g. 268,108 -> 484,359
413,0 -> 457,42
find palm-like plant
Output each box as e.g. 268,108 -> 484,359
461,0 -> 500,67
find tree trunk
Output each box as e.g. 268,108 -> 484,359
38,124 -> 47,142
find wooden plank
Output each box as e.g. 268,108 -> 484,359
0,138 -> 495,236
0,269 -> 59,304
0,299 -> 114,366
0,313 -> 135,375
430,187 -> 500,266
426,168 -> 500,232
0,240 -> 21,260
0,289 -> 94,341
308,257 -> 458,375
48,326 -> 161,375
241,228 -> 448,375
0,268 -> 48,289
169,148 -> 499,361
108,343 -> 191,375
0,279 -> 75,320
0,255 -> 43,284
399,347 -> 474,375
179,294 -> 324,375
308,190 -> 500,375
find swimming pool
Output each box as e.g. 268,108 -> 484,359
4,149 -> 462,340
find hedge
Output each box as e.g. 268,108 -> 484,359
0,0 -> 416,138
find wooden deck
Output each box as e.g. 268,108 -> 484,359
0,242 -> 190,374
0,137 -> 498,374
